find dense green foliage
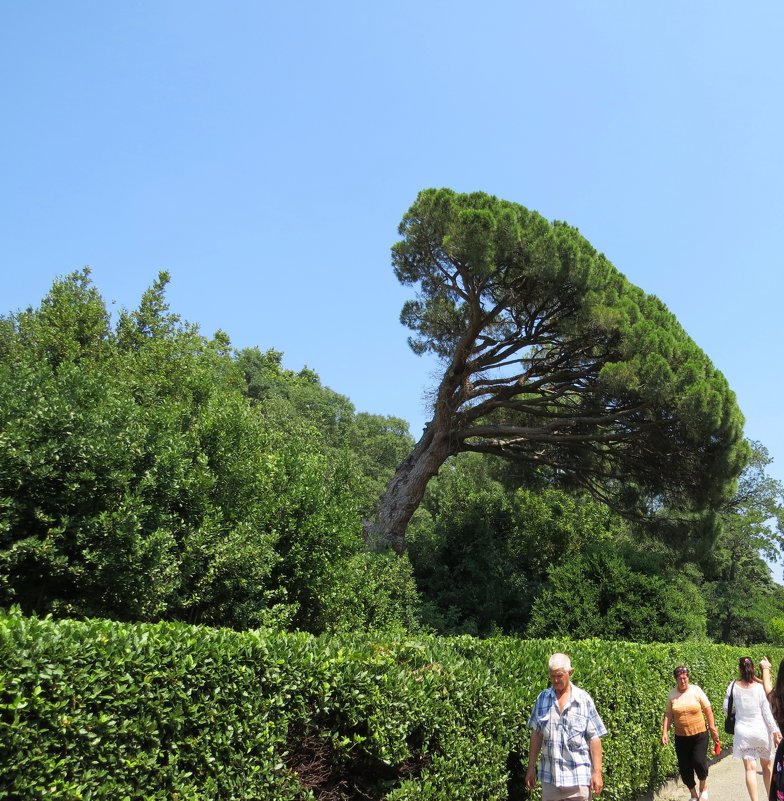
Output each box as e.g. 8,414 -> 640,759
0,270 -> 420,634
408,446 -> 784,645
526,540 -> 708,642
2,609 -> 780,801
2,268 -> 783,646
374,187 -> 749,552
703,441 -> 784,644
236,346 -> 415,520
408,455 -> 623,636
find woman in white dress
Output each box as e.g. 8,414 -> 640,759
724,656 -> 783,801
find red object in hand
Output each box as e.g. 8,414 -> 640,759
714,740 -> 721,755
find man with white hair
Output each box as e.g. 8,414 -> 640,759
525,652 -> 607,800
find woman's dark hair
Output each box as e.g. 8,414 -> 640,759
739,656 -> 755,683
770,660 -> 784,729
673,666 -> 689,679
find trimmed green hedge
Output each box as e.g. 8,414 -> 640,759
1,609 -> 780,800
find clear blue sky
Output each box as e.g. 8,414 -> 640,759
3,4 -> 783,523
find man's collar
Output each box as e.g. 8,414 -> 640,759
548,684 -> 574,704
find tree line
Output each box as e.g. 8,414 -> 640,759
2,189 -> 784,645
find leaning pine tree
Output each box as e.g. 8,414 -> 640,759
371,188 -> 749,554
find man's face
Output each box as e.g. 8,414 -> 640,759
549,666 -> 572,694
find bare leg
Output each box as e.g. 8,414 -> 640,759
744,757 -> 759,801
698,776 -> 708,798
762,757 -> 773,796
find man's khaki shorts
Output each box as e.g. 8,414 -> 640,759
541,782 -> 591,801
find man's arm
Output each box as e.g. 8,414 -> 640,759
525,730 -> 543,790
590,736 -> 604,795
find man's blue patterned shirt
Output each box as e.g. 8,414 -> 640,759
527,683 -> 607,788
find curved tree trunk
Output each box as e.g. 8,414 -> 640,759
368,419 -> 454,554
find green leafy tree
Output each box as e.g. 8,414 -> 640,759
0,271 -> 284,625
236,346 -> 425,631
527,540 -> 707,642
702,441 -> 784,644
372,188 -> 748,553
408,454 -> 624,636
0,271 -> 423,633
767,606 -> 784,646
347,412 -> 415,518
238,346 -> 416,518
316,549 -> 424,633
237,346 -> 356,448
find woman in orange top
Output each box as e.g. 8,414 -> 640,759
662,665 -> 721,801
